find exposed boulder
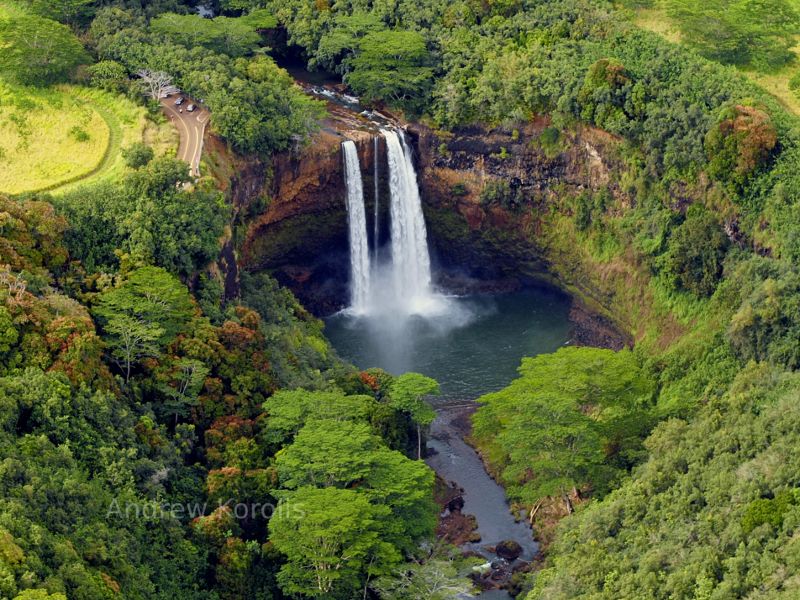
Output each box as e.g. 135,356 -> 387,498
496,539 -> 523,561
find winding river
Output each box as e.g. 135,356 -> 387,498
325,287 -> 572,596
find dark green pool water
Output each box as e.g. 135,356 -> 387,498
324,287 -> 573,402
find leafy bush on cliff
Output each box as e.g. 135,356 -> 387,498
527,365 -> 800,600
660,207 -> 729,297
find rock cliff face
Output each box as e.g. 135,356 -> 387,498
231,104 -> 631,345
232,103 -> 390,313
410,120 -> 618,269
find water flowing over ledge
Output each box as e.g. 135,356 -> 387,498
341,128 -> 455,320
342,140 -> 371,312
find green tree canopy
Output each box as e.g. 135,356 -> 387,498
151,13 -> 264,57
261,389 -> 376,448
0,7 -> 89,85
473,347 -> 654,509
388,372 -> 439,459
92,267 -> 194,380
345,30 -> 434,113
661,206 -> 729,297
270,486 -> 400,597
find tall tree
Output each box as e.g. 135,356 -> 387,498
388,373 -> 439,459
92,267 -> 194,381
136,68 -> 174,99
269,487 -> 400,598
21,0 -> 95,25
345,30 -> 434,113
0,8 -> 89,85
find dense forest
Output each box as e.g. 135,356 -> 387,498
3,0 -> 800,598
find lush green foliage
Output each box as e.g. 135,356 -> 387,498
0,187 -> 440,598
89,6 -> 324,156
660,206 -> 729,297
474,348 -> 655,509
55,158 -> 228,276
527,365 -> 800,599
6,0 -> 800,597
150,12 -> 264,57
265,387 -> 437,597
0,5 -> 90,85
345,30 -> 434,113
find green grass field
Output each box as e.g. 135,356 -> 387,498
0,83 -> 109,194
0,83 -> 153,195
631,3 -> 800,117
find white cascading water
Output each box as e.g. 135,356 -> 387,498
383,129 -> 434,311
341,140 -> 371,313
373,135 -> 380,261
342,129 -> 457,321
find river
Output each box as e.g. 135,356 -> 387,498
324,287 -> 572,596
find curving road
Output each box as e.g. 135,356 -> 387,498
160,97 -> 210,177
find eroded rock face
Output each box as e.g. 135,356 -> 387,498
408,119 -> 623,284
232,109 -> 627,321
235,124 -> 387,313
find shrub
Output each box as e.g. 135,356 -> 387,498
450,182 -> 468,196
705,105 -> 778,191
68,126 -> 90,142
741,491 -> 796,534
122,142 -> 155,169
661,206 -> 729,296
480,179 -> 523,209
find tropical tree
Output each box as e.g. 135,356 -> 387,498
275,419 -> 382,488
87,59 -> 129,92
92,267 -> 194,381
473,348 -> 654,510
0,8 -> 89,85
374,555 -> 476,600
270,487 -> 400,597
262,389 -> 375,447
345,30 -> 434,113
388,373 -> 439,459
21,0 -> 95,25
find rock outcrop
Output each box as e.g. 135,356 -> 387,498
231,102 -> 388,313
225,94 -> 638,345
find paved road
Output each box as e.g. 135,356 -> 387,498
160,97 -> 210,177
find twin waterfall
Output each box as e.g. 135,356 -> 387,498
341,130 -> 438,316
342,140 -> 371,312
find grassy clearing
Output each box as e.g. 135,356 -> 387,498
0,83 -> 151,195
47,86 -> 151,195
631,4 -> 800,117
0,83 -> 111,194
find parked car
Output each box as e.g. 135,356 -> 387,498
186,104 -> 196,112
175,97 -> 184,106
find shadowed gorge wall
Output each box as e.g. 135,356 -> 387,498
233,114 -> 637,335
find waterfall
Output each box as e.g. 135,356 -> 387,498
342,140 -> 371,313
373,135 -> 380,261
383,129 -> 433,309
